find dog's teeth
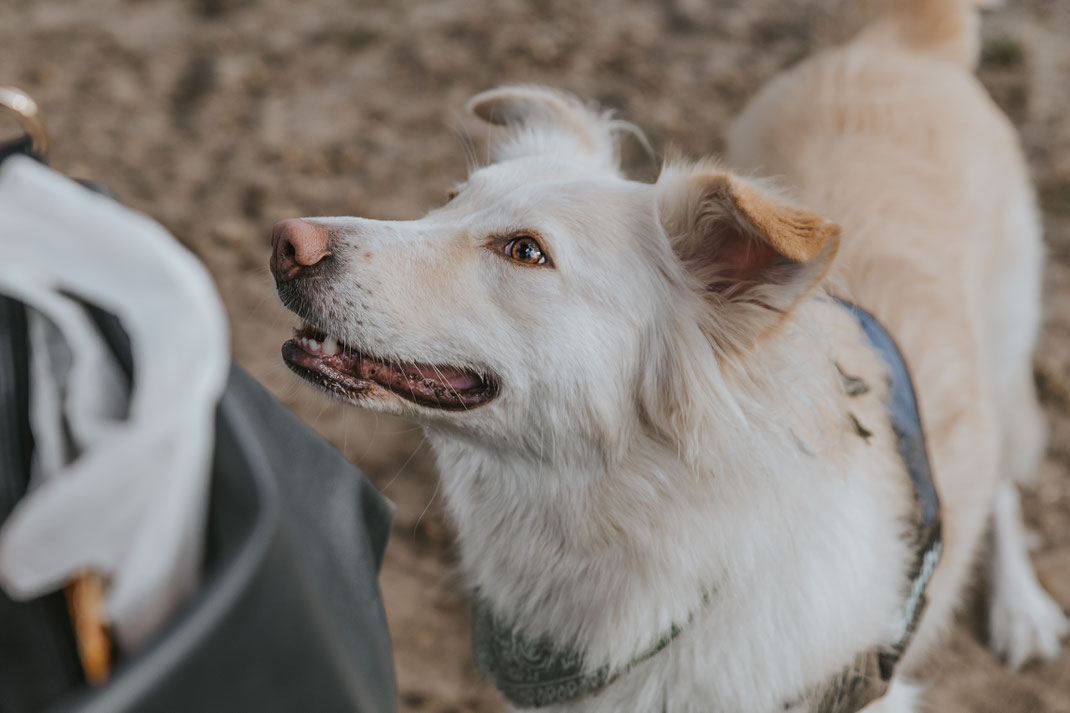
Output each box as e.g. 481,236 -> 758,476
308,339 -> 320,352
322,336 -> 339,355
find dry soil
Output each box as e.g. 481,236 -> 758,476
2,1 -> 1069,711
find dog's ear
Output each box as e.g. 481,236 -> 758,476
657,166 -> 840,343
467,85 -> 622,170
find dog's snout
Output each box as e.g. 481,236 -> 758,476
271,219 -> 332,282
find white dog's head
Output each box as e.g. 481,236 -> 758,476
272,85 -> 839,462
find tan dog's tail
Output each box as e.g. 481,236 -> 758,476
860,0 -> 1000,69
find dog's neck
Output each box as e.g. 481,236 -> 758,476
428,298 -> 913,675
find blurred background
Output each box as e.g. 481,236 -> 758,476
2,0 -> 1069,710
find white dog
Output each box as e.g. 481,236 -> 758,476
270,0 -> 1068,710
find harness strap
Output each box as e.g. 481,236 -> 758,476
834,300 -> 942,688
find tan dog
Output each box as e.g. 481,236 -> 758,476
271,0 -> 1067,710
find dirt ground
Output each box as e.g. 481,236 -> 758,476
3,0 -> 1070,710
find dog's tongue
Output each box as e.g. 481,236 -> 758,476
409,363 -> 483,392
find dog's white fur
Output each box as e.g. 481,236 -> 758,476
280,1 -> 1067,710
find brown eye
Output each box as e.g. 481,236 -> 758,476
506,235 -> 547,265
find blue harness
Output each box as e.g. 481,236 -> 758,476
472,300 -> 943,711
835,300 -> 943,686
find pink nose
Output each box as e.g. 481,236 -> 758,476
270,219 -> 332,282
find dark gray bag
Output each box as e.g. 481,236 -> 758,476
0,138 -> 397,712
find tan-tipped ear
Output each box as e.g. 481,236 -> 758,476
658,166 -> 840,340
466,85 -> 621,168
720,177 -> 838,264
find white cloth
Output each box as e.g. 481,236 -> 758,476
0,156 -> 229,649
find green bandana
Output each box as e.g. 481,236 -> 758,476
471,596 -> 682,708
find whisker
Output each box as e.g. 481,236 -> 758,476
382,433 -> 427,492
356,411 -> 381,466
430,363 -> 468,411
310,399 -> 330,428
380,425 -> 425,436
396,357 -> 423,408
452,124 -> 482,175
342,403 -> 349,455
413,475 -> 441,543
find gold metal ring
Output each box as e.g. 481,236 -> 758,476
0,86 -> 49,156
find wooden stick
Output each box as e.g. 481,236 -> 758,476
64,571 -> 111,685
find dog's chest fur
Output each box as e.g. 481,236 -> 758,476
431,304 -> 917,712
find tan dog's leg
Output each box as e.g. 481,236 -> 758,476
989,479 -> 1069,668
983,178 -> 1069,667
986,362 -> 1067,669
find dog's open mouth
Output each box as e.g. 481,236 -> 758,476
282,323 -> 498,410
